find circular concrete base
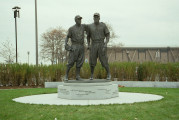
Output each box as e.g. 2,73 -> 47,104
13,92 -> 163,106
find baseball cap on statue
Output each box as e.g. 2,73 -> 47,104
93,13 -> 100,17
75,15 -> 82,20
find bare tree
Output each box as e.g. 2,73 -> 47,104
0,40 -> 16,63
105,23 -> 118,39
105,23 -> 119,45
104,22 -> 124,47
104,23 -> 124,61
40,27 -> 67,64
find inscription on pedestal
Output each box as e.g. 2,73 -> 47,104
58,82 -> 119,100
59,88 -> 70,95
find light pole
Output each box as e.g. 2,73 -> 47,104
35,0 -> 38,66
12,6 -> 21,63
27,51 -> 30,64
126,51 -> 130,62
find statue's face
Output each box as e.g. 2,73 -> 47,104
93,16 -> 100,23
75,18 -> 81,25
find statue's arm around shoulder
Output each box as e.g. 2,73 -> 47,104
85,24 -> 91,49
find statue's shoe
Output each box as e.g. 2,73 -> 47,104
76,76 -> 82,81
106,74 -> 111,80
89,77 -> 93,80
64,76 -> 68,81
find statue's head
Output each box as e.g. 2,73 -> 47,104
93,13 -> 100,24
74,15 -> 82,25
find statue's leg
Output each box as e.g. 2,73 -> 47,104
76,67 -> 81,80
89,44 -> 97,80
76,45 -> 85,80
99,44 -> 111,80
90,66 -> 95,80
65,65 -> 71,81
65,51 -> 75,81
104,66 -> 111,80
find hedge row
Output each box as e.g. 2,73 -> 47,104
0,62 -> 178,86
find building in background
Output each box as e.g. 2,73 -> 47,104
106,47 -> 179,63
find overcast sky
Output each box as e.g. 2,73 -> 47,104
0,0 -> 179,64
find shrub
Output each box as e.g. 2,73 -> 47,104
0,62 -> 178,86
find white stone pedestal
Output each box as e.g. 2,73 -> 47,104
58,81 -> 119,100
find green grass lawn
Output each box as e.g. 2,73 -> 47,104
0,87 -> 178,120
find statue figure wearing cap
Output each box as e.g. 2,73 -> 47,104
87,13 -> 111,80
65,15 -> 87,81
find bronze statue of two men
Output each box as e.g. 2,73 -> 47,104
65,13 -> 111,81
